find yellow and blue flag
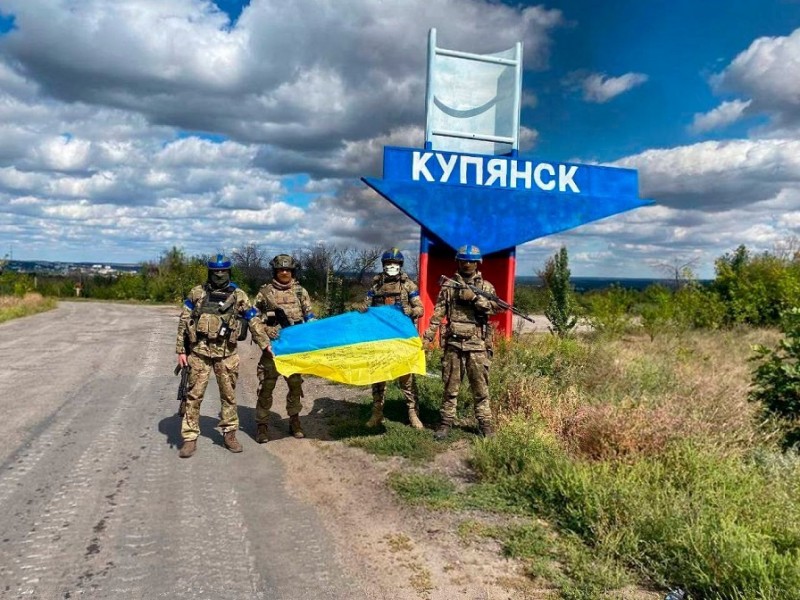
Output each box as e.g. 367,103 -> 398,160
272,305 -> 426,385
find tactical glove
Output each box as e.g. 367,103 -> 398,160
460,287 -> 477,302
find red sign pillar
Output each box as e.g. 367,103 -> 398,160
417,229 -> 515,339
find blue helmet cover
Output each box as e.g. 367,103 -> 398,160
207,253 -> 232,270
455,245 -> 482,262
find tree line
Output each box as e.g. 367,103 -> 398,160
2,239 -> 800,329
0,243 -> 390,316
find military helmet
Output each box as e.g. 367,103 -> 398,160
270,254 -> 298,271
381,248 -> 404,265
207,253 -> 232,270
455,245 -> 482,263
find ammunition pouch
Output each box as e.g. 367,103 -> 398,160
236,317 -> 248,341
196,313 -> 222,340
372,292 -> 402,307
447,321 -> 478,341
186,320 -> 198,344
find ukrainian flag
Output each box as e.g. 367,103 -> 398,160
272,305 -> 426,385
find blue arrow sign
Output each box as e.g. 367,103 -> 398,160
362,146 -> 652,255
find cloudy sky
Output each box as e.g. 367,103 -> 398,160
0,0 -> 798,278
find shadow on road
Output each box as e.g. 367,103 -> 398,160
156,393 -> 373,447
157,413 -> 226,449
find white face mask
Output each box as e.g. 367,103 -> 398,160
383,263 -> 401,277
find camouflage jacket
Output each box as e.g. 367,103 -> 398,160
362,272 -> 424,321
249,280 -> 314,350
424,271 -> 499,351
176,284 -> 252,358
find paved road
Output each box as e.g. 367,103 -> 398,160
0,301 -> 364,600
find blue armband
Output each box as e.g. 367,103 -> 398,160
243,307 -> 258,321
366,290 -> 374,298
183,299 -> 195,310
304,312 -> 316,322
408,290 -> 419,299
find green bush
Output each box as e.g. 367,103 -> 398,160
585,286 -> 633,338
639,284 -> 674,340
750,308 -> 800,448
0,271 -> 34,296
513,284 -> 548,315
714,245 -> 800,327
672,283 -> 726,330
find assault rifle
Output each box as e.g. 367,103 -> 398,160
174,364 -> 189,417
438,275 -> 536,324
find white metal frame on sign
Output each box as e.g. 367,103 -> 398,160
424,28 -> 522,154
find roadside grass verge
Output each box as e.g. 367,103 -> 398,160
471,421 -> 800,599
334,328 -> 800,597
0,293 -> 57,323
480,328 -> 799,599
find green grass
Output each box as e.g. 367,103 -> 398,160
333,328 -> 800,598
471,419 -> 800,600
0,294 -> 57,323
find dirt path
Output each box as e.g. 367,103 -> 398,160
236,342 -> 548,600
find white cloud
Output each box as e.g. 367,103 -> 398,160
580,72 -> 648,103
690,99 -> 752,134
710,27 -> 800,134
0,0 -> 567,265
0,0 -> 564,163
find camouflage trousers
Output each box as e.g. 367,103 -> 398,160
439,347 -> 492,427
257,351 -> 303,423
181,352 -> 240,441
372,374 -> 419,409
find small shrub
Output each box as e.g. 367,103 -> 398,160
672,284 -> 726,330
639,284 -> 674,340
542,246 -> 579,337
585,286 -> 633,338
750,307 -> 800,447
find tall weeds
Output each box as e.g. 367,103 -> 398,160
0,293 -> 56,323
473,327 -> 799,598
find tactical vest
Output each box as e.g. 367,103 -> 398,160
262,283 -> 305,325
371,277 -> 404,307
193,285 -> 238,340
445,277 -> 489,340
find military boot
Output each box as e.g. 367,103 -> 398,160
407,408 -> 424,430
223,430 -> 243,453
479,421 -> 496,439
289,415 -> 305,439
179,439 -> 197,458
255,424 -> 269,444
365,403 -> 384,428
433,423 -> 451,441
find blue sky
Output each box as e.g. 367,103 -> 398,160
0,0 -> 799,278
532,0 -> 800,162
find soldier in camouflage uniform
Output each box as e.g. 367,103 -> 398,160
248,254 -> 316,442
176,254 -> 256,458
361,248 -> 425,429
423,245 -> 503,440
